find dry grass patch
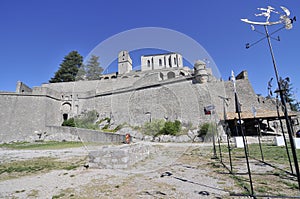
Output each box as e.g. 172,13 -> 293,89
0,156 -> 86,181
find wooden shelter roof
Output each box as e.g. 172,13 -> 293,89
225,110 -> 298,120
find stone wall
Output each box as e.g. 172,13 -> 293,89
0,69 -> 276,142
45,126 -> 126,143
89,142 -> 156,169
224,79 -> 261,113
0,94 -> 52,142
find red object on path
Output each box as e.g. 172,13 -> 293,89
125,134 -> 130,144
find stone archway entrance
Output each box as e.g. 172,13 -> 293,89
61,102 -> 72,121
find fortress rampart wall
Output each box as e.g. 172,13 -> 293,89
0,67 -> 279,143
224,79 -> 261,113
0,94 -> 60,142
46,126 -> 125,143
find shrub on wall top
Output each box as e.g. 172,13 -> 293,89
142,119 -> 165,136
159,120 -> 182,136
62,118 -> 75,127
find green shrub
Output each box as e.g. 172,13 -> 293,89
198,122 -> 216,141
114,124 -> 123,132
142,120 -> 182,136
104,117 -> 111,123
61,110 -> 99,130
102,124 -> 109,130
77,110 -> 98,124
97,117 -> 111,125
142,119 -> 165,136
62,118 -> 75,127
159,120 -> 182,136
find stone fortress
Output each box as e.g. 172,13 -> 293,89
0,50 -> 295,143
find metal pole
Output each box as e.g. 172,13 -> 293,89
218,137 -> 223,163
235,119 -> 239,136
214,111 -> 223,162
222,97 -> 233,172
235,92 -> 254,196
211,113 -> 217,159
226,125 -> 233,173
264,25 -> 300,190
256,118 -> 264,162
276,94 -> 294,174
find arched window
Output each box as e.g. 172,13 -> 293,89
167,71 -> 175,79
147,60 -> 151,67
174,57 -> 177,65
61,102 -> 71,114
159,59 -> 162,66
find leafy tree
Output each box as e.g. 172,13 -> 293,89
86,55 -> 103,80
75,65 -> 86,81
280,77 -> 299,111
49,51 -> 83,83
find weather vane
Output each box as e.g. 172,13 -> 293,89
241,6 -> 296,49
241,6 -> 295,28
241,5 -> 300,192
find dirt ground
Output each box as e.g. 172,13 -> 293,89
0,142 -> 299,198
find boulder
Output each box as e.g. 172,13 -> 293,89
116,127 -> 144,141
187,129 -> 199,141
175,135 -> 191,142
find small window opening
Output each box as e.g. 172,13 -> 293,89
63,114 -> 68,121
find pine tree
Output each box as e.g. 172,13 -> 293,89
49,51 -> 83,83
280,77 -> 299,111
86,55 -> 103,80
75,65 -> 86,81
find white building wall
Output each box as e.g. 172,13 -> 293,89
153,55 -> 165,70
141,53 -> 183,72
141,57 -> 152,71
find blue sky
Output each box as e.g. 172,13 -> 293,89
0,0 -> 299,101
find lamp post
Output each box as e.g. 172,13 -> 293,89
231,71 -> 254,196
241,6 -> 300,190
219,95 -> 233,173
252,106 -> 264,162
204,105 -> 217,159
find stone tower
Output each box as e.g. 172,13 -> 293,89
194,60 -> 208,83
118,50 -> 132,75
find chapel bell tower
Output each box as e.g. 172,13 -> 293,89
118,50 -> 132,75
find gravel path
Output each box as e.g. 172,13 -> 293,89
0,143 -> 245,198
